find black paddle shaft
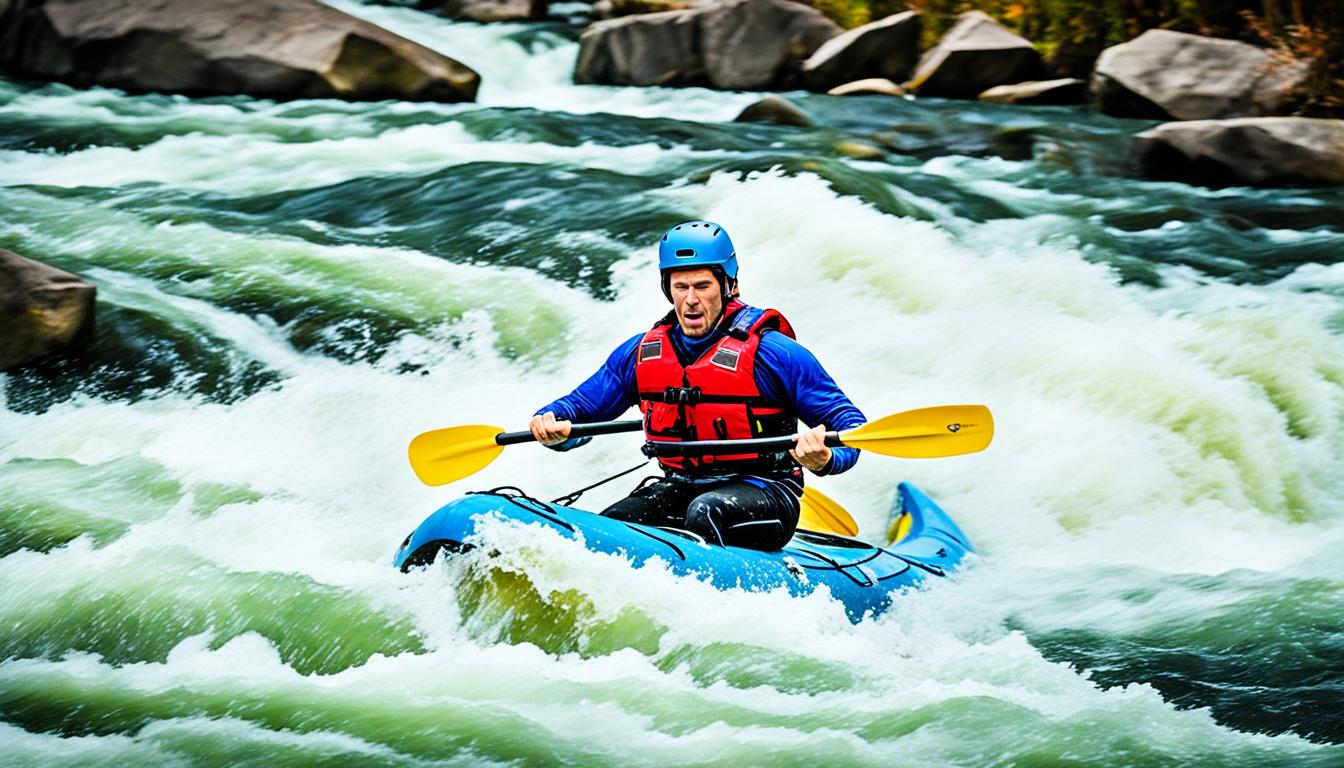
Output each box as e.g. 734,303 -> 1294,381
495,418 -> 843,457
642,433 -> 843,458
495,419 -> 642,446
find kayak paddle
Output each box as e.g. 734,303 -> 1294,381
407,405 -> 993,538
409,405 -> 991,486
641,405 -> 994,460
408,419 -> 640,487
408,419 -> 859,534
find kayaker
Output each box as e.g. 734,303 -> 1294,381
530,221 -> 865,550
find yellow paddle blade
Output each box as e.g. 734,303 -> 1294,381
885,509 -> 913,546
799,486 -> 859,537
408,425 -> 505,486
839,405 -> 993,458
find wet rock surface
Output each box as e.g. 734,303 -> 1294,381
979,78 -> 1087,105
433,0 -> 544,22
1134,117 -> 1344,187
907,11 -> 1042,98
0,248 -> 96,371
575,0 -> 839,90
1092,29 -> 1307,120
733,94 -> 812,126
801,11 -> 920,93
827,77 -> 906,97
590,0 -> 701,19
0,0 -> 480,102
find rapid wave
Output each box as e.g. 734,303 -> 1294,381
2,1 -> 1342,762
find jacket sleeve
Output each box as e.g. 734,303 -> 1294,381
534,333 -> 643,451
754,332 -> 866,475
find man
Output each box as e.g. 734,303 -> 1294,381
530,221 -> 865,550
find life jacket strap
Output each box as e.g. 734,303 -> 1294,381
640,389 -> 779,406
728,307 -> 765,340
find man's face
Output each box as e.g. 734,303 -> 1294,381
668,267 -> 723,338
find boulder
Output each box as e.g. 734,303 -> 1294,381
0,0 -> 480,102
1092,29 -> 1308,120
801,10 -> 920,92
0,248 -> 95,371
833,139 -> 884,159
733,94 -> 812,126
575,8 -> 702,87
822,78 -> 908,97
433,0 -> 543,21
1133,117 -> 1344,187
591,0 -> 698,19
979,77 -> 1086,105
698,0 -> 840,90
827,77 -> 905,97
907,11 -> 1042,98
576,0 -> 840,90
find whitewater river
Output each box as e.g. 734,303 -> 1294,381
2,2 -> 1342,765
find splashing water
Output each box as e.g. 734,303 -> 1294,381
2,2 -> 1343,764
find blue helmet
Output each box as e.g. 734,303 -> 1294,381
658,220 -> 738,301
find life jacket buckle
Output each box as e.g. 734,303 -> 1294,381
663,386 -> 702,404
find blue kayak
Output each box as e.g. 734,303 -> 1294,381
394,481 -> 974,622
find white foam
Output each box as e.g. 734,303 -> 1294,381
3,48 -> 1344,759
0,121 -> 722,194
325,0 -> 758,120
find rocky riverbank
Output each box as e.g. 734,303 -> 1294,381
0,0 -> 479,102
569,2 -> 1341,187
1,0 -> 1339,188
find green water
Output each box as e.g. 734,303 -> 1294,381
2,2 -> 1343,765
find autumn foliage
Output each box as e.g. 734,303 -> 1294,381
804,0 -> 1342,116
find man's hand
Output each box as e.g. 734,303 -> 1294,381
790,424 -> 832,474
529,411 -> 573,446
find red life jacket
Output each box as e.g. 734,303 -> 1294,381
636,299 -> 800,479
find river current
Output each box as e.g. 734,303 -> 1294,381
2,2 -> 1343,765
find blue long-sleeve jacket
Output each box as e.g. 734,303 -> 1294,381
536,316 -> 865,475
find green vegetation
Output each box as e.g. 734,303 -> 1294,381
807,0 -> 909,29
802,0 -> 1343,115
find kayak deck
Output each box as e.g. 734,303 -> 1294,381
395,481 -> 973,621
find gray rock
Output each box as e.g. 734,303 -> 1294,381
827,77 -> 905,97
0,0 -> 480,102
833,138 -> 884,159
575,8 -> 702,86
575,0 -> 840,90
733,94 -> 811,126
0,248 -> 95,371
590,0 -> 700,19
1134,117 -> 1344,187
434,0 -> 542,21
907,11 -> 1042,98
801,10 -> 921,92
979,77 -> 1086,105
700,0 -> 839,90
1092,29 -> 1308,120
